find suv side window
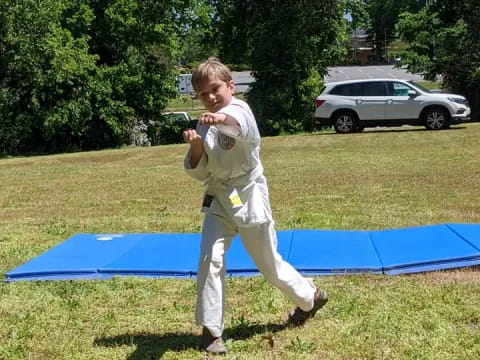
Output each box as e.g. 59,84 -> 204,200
361,82 -> 387,96
329,84 -> 347,95
390,82 -> 411,96
329,83 -> 362,96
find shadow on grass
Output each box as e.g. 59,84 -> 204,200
307,126 -> 467,136
361,126 -> 467,134
94,322 -> 288,359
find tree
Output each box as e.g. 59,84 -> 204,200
214,0 -> 253,66
0,0 -> 185,154
344,0 -> 371,32
66,0 -> 183,148
0,0 -> 97,153
349,0 -> 425,61
247,0 -> 345,135
396,0 -> 480,120
176,0 -> 218,67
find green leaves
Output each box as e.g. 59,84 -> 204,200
247,0 -> 343,135
396,0 -> 480,118
0,0 -> 183,154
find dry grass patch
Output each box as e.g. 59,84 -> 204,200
414,267 -> 480,285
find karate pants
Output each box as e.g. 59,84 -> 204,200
196,213 -> 316,337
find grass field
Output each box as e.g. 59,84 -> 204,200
1,123 -> 479,359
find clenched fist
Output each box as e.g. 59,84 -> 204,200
182,128 -> 202,144
199,112 -> 227,126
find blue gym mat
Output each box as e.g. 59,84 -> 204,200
5,223 -> 480,282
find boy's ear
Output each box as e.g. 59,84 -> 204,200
228,80 -> 235,93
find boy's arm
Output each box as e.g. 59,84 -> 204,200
215,100 -> 256,139
183,128 -> 209,181
184,129 -> 203,168
199,113 -> 241,137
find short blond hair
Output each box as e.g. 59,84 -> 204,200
191,57 -> 232,92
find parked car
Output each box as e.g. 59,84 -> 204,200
314,79 -> 471,133
148,111 -> 197,145
163,111 -> 197,127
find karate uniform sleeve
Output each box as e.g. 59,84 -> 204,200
184,150 -> 209,182
217,100 -> 255,139
214,123 -> 241,138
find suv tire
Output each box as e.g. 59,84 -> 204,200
332,112 -> 357,133
424,107 -> 450,130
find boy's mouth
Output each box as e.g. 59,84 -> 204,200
210,102 -> 220,111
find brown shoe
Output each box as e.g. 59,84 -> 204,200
287,288 -> 328,326
200,327 -> 228,354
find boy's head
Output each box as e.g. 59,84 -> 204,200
192,57 -> 235,113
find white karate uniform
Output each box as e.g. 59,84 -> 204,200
184,97 -> 316,337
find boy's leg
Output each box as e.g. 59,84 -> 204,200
238,221 -> 317,312
196,213 -> 236,338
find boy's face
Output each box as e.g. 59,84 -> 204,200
196,77 -> 235,113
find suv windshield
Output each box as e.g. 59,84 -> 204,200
407,81 -> 431,93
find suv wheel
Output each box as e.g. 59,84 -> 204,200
424,107 -> 449,130
332,112 -> 357,133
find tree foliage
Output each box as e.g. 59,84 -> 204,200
396,0 -> 480,120
176,0 -> 218,67
373,0 -> 426,46
344,0 -> 371,32
246,0 -> 345,135
213,0 -> 253,66
344,0 -> 425,59
0,0 -> 184,154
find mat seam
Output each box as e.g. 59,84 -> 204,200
368,231 -> 385,274
445,223 -> 480,252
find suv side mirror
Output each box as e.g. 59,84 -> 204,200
408,90 -> 418,97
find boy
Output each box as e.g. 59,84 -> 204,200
183,58 -> 328,354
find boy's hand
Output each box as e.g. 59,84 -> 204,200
199,112 -> 227,126
183,129 -> 203,168
182,129 -> 201,144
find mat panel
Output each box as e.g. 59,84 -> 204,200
288,230 -> 383,274
5,234 -> 142,281
371,224 -> 480,274
100,233 -> 201,278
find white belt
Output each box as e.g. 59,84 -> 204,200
205,164 -> 264,190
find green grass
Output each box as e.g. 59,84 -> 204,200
414,81 -> 443,90
1,123 -> 480,359
166,94 -> 204,111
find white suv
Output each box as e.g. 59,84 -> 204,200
314,79 -> 471,133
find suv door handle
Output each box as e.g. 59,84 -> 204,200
355,99 -> 363,104
387,99 -> 393,104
